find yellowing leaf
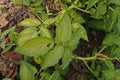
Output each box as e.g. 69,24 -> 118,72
20,61 -> 34,80
16,36 -> 54,56
19,18 -> 41,27
40,26 -> 53,39
73,23 -> 88,41
17,27 -> 38,47
41,45 -> 64,69
55,12 -> 72,43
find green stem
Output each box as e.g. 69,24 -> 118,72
74,6 -> 90,13
72,55 -> 97,61
83,61 -> 98,78
98,45 -> 107,53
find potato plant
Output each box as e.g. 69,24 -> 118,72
1,0 -> 120,80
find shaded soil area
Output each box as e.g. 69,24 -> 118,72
64,29 -> 105,80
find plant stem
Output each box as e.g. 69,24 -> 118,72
74,6 -> 90,13
72,55 -> 97,61
83,61 -> 98,78
98,45 -> 107,53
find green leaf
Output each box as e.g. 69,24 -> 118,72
86,0 -> 99,10
67,28 -> 81,50
17,27 -> 38,47
41,45 -> 64,69
11,0 -> 30,6
113,47 -> 120,57
114,36 -> 120,47
55,12 -> 72,43
19,18 -> 41,27
40,71 -> 51,80
62,48 -> 72,70
115,69 -> 120,80
1,27 -> 15,38
2,78 -> 12,80
109,0 -> 120,5
40,26 -> 53,39
49,70 -> 63,80
105,6 -> 119,31
86,19 -> 106,31
44,18 -> 56,26
34,57 -> 43,65
77,24 -> 88,41
105,60 -> 114,69
102,33 -> 116,46
92,2 -> 107,19
20,61 -> 35,80
68,9 -> 85,23
8,31 -> 18,43
117,13 -> 120,32
16,36 -> 54,56
102,69 -> 115,80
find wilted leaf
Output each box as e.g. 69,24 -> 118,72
55,12 -> 72,43
86,0 -> 99,10
62,48 -> 72,70
49,70 -> 63,80
16,36 -> 54,56
20,61 -> 35,80
41,45 -> 64,69
19,18 -> 41,27
17,27 -> 38,47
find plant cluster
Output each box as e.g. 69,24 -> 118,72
0,0 -> 120,80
